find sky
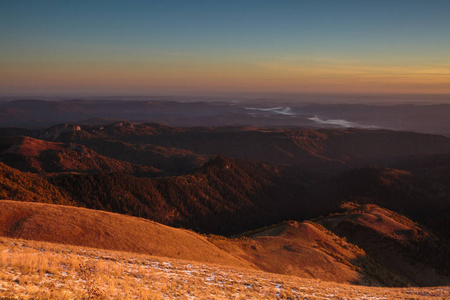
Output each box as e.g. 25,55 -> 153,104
1,0 -> 450,96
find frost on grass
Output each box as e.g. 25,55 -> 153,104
0,237 -> 448,299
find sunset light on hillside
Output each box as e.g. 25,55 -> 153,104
1,1 -> 449,299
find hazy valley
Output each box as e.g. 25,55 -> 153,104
0,104 -> 449,298
1,99 -> 450,136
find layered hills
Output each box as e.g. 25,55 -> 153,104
1,200 -> 448,287
0,162 -> 72,205
0,124 -> 448,237
1,99 -> 449,136
49,123 -> 450,172
317,204 -> 450,286
1,122 -> 450,175
0,136 -> 160,175
0,121 -> 449,289
49,156 -> 306,234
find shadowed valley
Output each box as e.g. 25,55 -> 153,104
1,120 -> 449,291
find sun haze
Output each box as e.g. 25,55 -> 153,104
1,0 -> 450,97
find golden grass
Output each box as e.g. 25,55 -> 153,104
3,200 -> 448,289
0,200 -> 252,269
209,221 -> 368,285
0,237 -> 448,299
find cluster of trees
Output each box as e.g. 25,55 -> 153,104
50,156 -> 307,235
310,166 -> 450,238
0,162 -> 72,205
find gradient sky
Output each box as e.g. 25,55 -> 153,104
1,0 -> 450,96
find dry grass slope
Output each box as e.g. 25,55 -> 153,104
0,200 -> 252,268
318,204 -> 450,286
209,220 -> 369,285
1,237 -> 448,299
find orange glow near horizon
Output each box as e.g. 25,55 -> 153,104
2,58 -> 450,95
2,1 -> 450,97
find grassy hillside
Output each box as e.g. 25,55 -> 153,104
209,220 -> 368,285
318,203 -> 450,287
0,200 -> 252,268
1,236 -> 449,299
2,200 -> 449,288
1,122 -> 449,293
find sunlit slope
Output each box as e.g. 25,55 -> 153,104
0,162 -> 72,204
0,136 -> 160,175
210,220 -> 368,285
211,204 -> 450,287
2,236 -> 449,299
0,200 -> 253,268
318,204 -> 450,287
1,200 -> 449,287
309,166 -> 450,238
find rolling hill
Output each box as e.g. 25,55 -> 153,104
209,204 -> 450,287
309,166 -> 450,238
2,200 -> 448,287
317,203 -> 450,286
1,120 -> 449,292
209,220 -> 367,285
0,200 -> 252,268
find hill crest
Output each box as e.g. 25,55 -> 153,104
0,200 -> 253,268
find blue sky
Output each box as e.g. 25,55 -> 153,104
1,0 -> 449,95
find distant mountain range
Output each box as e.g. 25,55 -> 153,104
1,99 -> 449,136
